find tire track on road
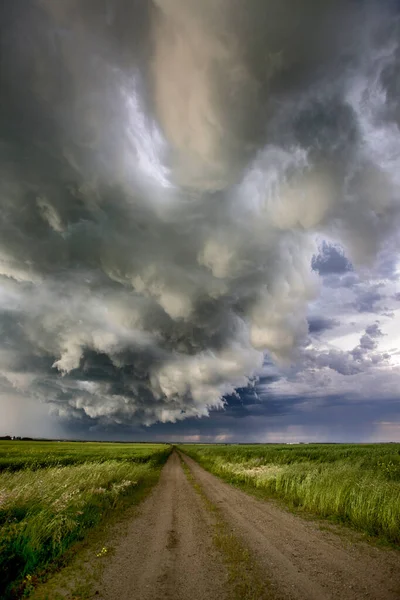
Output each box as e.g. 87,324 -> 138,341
182,452 -> 400,600
96,451 -> 230,600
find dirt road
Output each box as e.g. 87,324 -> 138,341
96,451 -> 229,600
96,451 -> 400,600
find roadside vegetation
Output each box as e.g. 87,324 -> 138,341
0,441 -> 171,599
179,443 -> 400,546
180,455 -> 270,600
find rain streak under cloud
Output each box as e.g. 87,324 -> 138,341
1,0 -> 400,440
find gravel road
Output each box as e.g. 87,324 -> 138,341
96,451 -> 400,600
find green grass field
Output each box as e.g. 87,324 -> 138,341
0,441 -> 171,599
179,443 -> 400,545
4,441 -> 400,597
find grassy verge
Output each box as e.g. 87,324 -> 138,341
179,453 -> 271,600
29,471 -> 158,600
178,444 -> 400,546
0,445 -> 170,599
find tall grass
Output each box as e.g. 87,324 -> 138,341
179,444 -> 400,545
0,443 -> 171,598
0,441 -> 169,472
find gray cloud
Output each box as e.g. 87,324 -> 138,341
312,243 -> 353,276
365,323 -> 384,338
308,316 -> 340,335
262,320 -> 395,413
353,287 -> 384,313
359,333 -> 377,351
0,1 -> 400,431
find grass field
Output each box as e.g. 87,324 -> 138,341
179,443 -> 400,545
0,441 -> 171,599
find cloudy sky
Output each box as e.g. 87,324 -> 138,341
1,0 -> 400,442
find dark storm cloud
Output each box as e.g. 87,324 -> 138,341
131,393 -> 400,443
312,243 -> 353,276
308,316 -> 340,335
0,0 -> 400,431
265,320 -> 395,415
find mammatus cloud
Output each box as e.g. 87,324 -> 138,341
0,1 -> 399,430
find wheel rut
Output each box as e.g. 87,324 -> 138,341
182,453 -> 400,600
95,451 -> 400,600
96,451 -> 229,600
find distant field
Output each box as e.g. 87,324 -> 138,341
179,443 -> 400,545
0,441 -> 171,599
0,440 -> 168,471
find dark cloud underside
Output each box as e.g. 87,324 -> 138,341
0,0 -> 399,436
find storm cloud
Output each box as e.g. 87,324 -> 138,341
0,0 -> 400,432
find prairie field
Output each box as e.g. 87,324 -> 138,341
0,441 -> 171,599
1,443 -> 400,600
179,443 -> 400,545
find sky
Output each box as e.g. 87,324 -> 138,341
0,0 -> 400,443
